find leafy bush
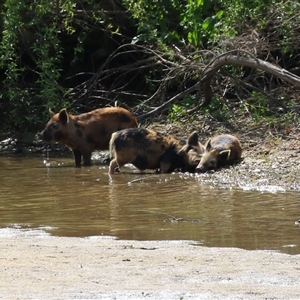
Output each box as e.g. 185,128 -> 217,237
0,0 -> 299,131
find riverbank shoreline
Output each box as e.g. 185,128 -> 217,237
1,230 -> 300,299
1,116 -> 300,299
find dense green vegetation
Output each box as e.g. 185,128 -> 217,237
0,0 -> 299,132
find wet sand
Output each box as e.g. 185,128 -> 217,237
1,231 -> 300,299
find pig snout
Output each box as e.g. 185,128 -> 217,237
36,131 -> 52,142
36,132 -> 43,140
195,164 -> 205,173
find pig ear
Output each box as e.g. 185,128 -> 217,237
187,131 -> 199,146
58,108 -> 69,124
49,108 -> 55,116
205,138 -> 212,150
219,149 -> 231,160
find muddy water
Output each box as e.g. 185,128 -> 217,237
0,154 -> 299,254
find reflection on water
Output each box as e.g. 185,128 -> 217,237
0,154 -> 299,254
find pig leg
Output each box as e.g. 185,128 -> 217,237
159,151 -> 178,173
159,161 -> 171,173
73,149 -> 82,167
82,151 -> 92,166
109,158 -> 120,175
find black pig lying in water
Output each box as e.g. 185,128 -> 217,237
108,128 -> 205,174
195,134 -> 242,172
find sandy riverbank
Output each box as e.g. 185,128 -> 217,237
1,230 -> 300,299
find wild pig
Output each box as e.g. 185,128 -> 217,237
108,128 -> 204,174
37,107 -> 138,167
177,131 -> 205,172
195,134 -> 242,172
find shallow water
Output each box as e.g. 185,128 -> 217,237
0,154 -> 299,254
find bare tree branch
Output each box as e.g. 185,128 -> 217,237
66,45 -> 300,121
137,50 -> 300,122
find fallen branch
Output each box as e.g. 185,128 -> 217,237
136,49 -> 300,122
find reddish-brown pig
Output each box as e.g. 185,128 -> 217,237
108,128 -> 204,174
195,134 -> 242,172
37,107 -> 138,167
